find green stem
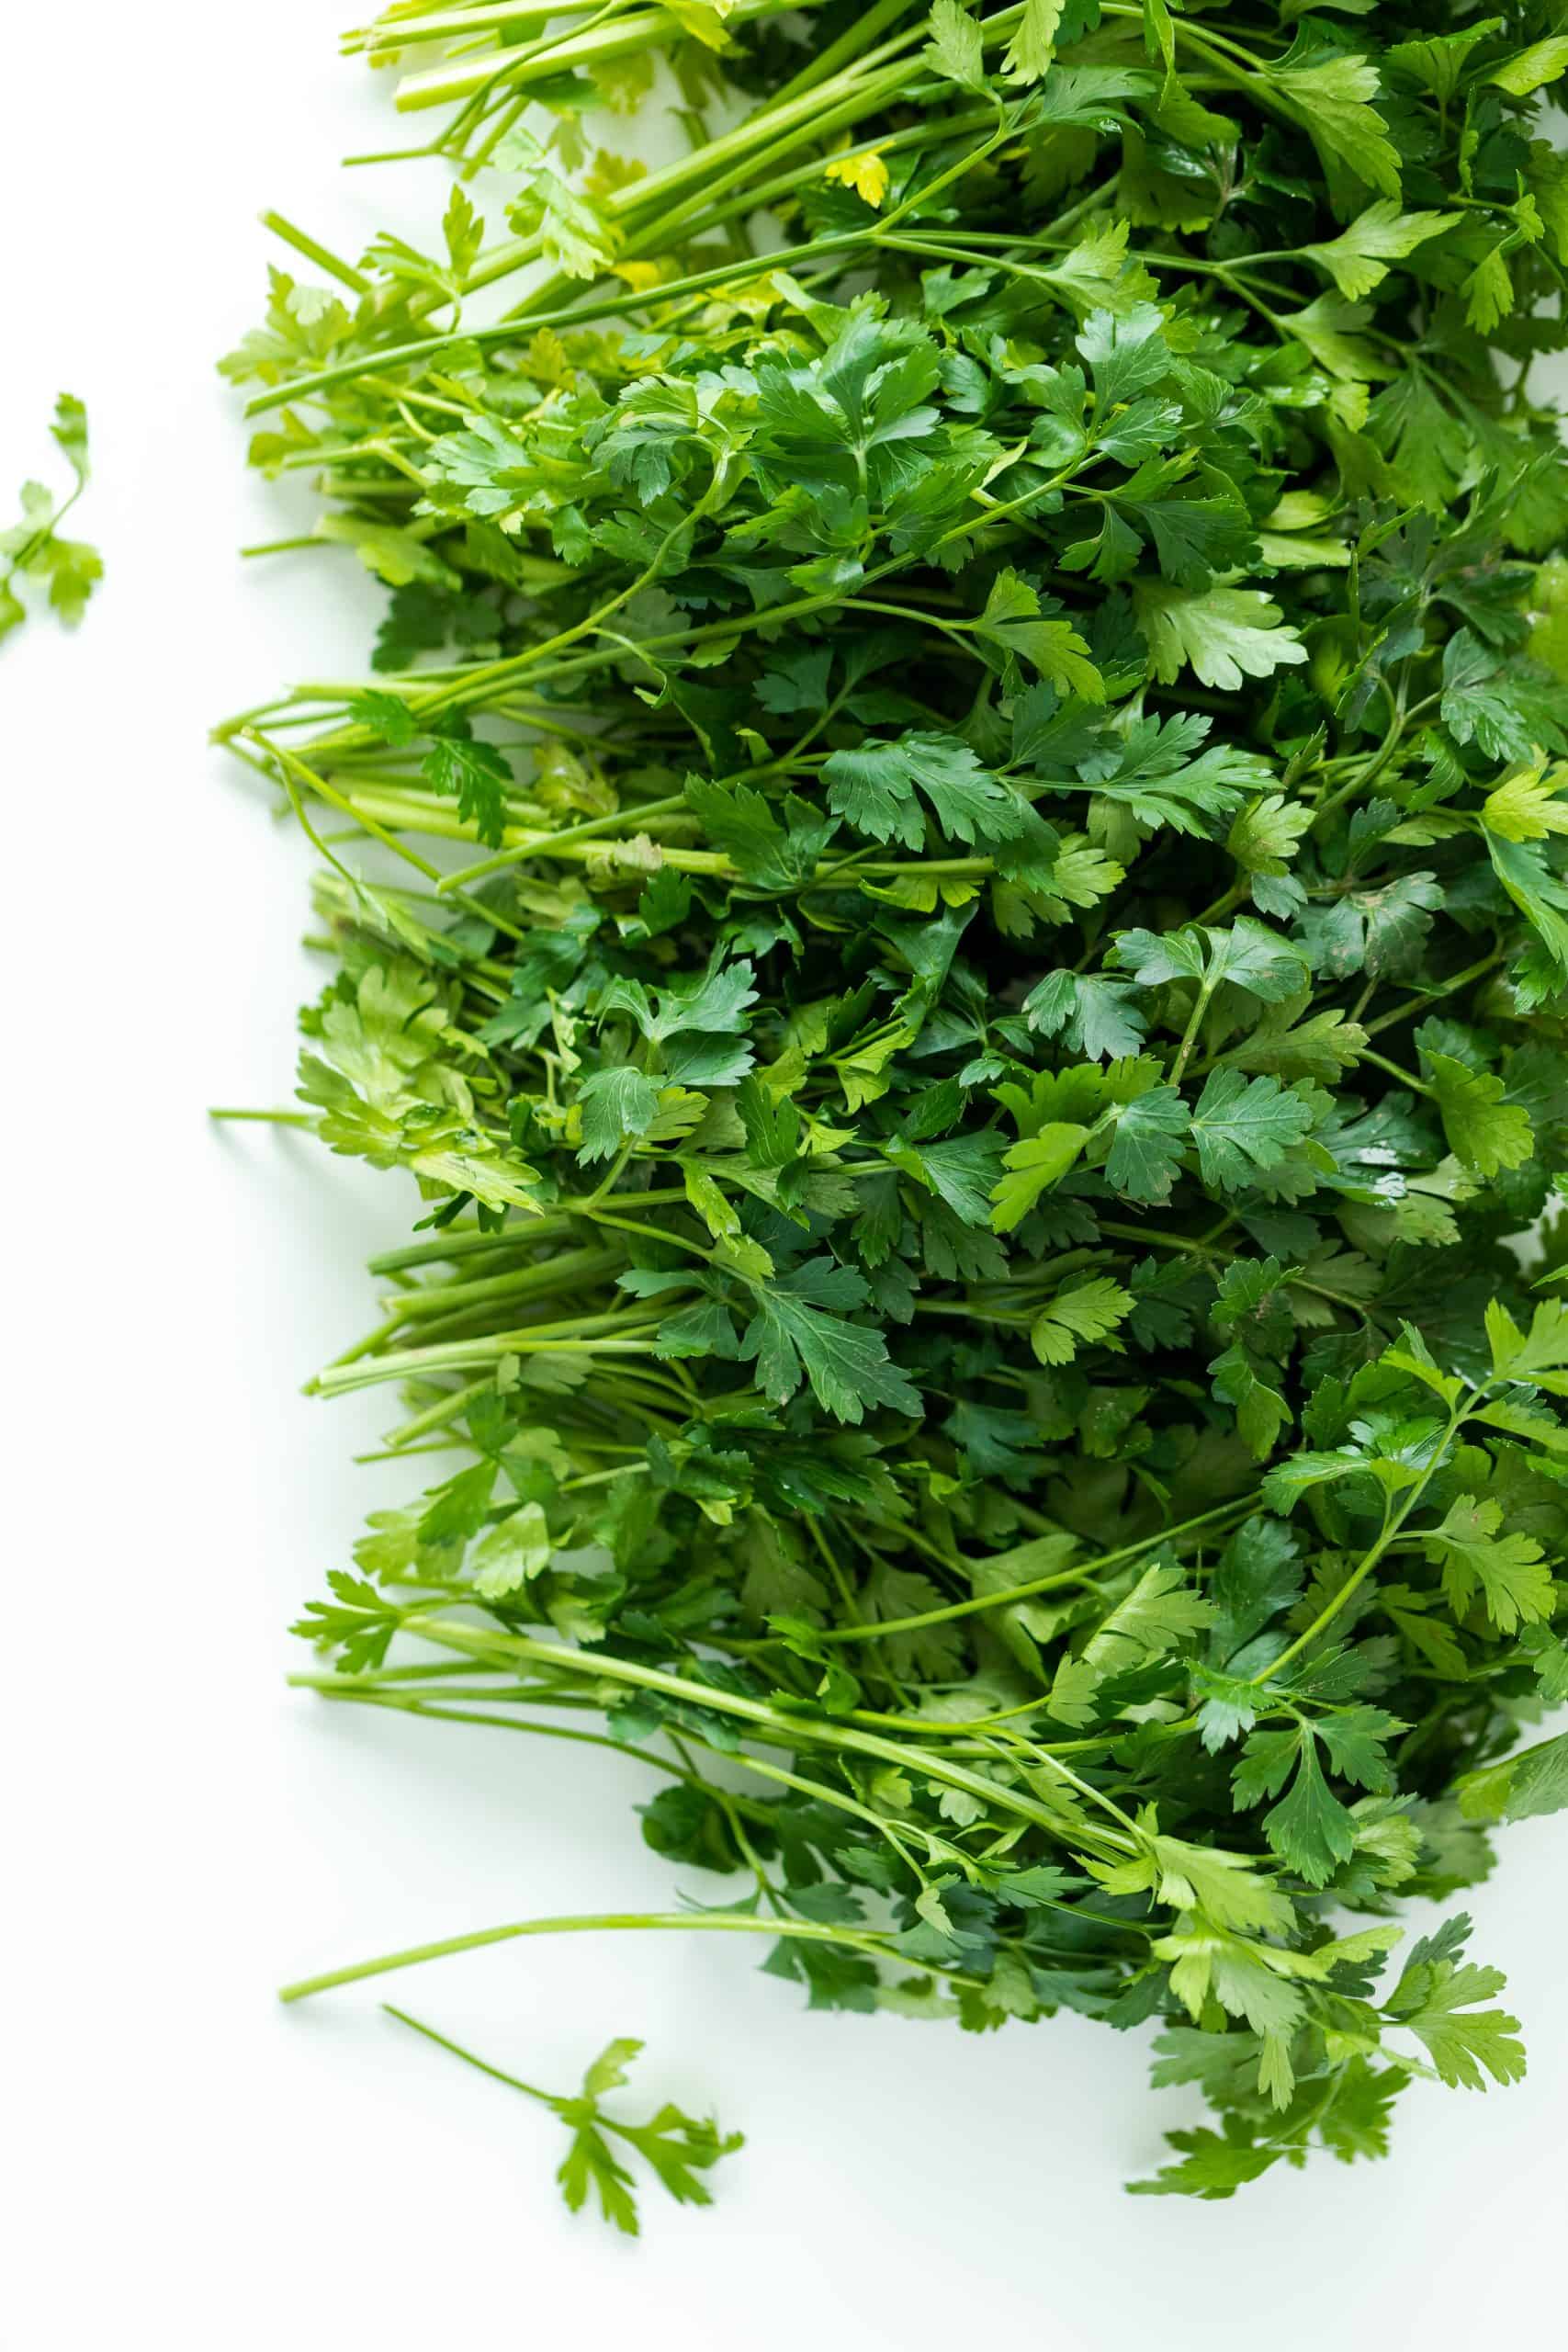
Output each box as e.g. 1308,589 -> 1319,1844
209,1106 -> 317,1126
1168,979 -> 1216,1087
1257,1405 -> 1469,1683
383,2004 -> 556,2106
280,1908 -> 906,2004
400,1615 -> 1132,1846
364,1189 -> 691,1272
438,794 -> 690,889
379,1244 -> 624,1321
1361,1047 -> 1432,1097
1363,952 -> 1505,1038
815,1500 -> 1253,1646
260,209 -> 371,293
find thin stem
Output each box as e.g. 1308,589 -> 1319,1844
1361,1047 -> 1432,1098
208,1107 -> 316,1127
400,1615 -> 1133,1847
1168,979 -> 1216,1087
1363,952 -> 1506,1037
437,794 -> 690,889
811,1498 -> 1248,1646
280,1908 -> 906,2004
382,2005 -> 553,2105
1258,1406 -> 1468,1683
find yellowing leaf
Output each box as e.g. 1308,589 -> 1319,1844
1481,762 -> 1568,842
824,149 -> 890,208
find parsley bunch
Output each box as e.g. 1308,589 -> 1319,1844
229,0 -> 1568,2208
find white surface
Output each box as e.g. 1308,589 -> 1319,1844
3,9 -> 1563,2345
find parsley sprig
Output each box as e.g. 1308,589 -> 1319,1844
1,395 -> 101,643
383,2007 -> 743,2233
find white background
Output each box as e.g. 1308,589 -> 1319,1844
3,7 -> 1563,2345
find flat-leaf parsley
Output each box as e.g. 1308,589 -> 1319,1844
228,0 -> 1568,2216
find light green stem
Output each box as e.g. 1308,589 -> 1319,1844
280,1908 -> 904,2003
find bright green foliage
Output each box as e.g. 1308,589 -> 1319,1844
1,394 -> 101,642
232,0 -> 1568,2217
383,2007 -> 743,2233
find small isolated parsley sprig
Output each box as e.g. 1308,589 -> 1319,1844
384,2007 -> 743,2233
227,0 -> 1568,2211
1,394 -> 101,643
